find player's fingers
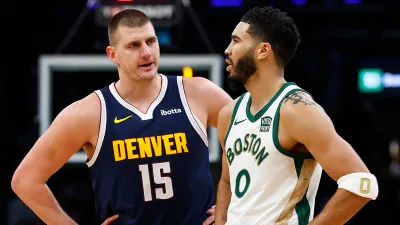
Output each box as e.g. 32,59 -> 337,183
202,215 -> 215,225
206,208 -> 215,215
101,214 -> 119,225
206,205 -> 216,214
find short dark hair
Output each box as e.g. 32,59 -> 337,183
241,6 -> 301,67
108,9 -> 151,45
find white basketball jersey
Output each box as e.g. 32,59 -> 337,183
224,83 -> 322,225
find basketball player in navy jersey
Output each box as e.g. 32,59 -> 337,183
12,9 -> 231,225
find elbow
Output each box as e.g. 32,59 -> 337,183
11,170 -> 23,195
11,169 -> 33,196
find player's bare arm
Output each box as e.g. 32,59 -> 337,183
280,91 -> 378,225
183,77 -> 232,128
11,93 -> 101,225
183,77 -> 232,225
215,100 -> 237,225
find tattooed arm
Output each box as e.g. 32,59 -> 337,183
279,91 -> 375,225
284,91 -> 320,107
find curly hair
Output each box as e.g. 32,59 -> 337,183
241,6 -> 301,67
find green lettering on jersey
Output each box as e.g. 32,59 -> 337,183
227,147 -> 235,165
226,133 -> 269,166
255,147 -> 269,166
233,138 -> 243,155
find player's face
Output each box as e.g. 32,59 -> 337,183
108,22 -> 160,81
224,22 -> 257,84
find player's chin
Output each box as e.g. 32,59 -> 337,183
138,67 -> 157,79
139,72 -> 157,80
228,70 -> 239,78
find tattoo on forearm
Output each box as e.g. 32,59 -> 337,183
284,92 -> 317,106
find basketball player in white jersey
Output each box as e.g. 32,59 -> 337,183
215,6 -> 378,225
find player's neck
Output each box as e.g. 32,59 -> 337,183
115,74 -> 162,109
245,68 -> 286,114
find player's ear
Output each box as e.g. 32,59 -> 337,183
257,42 -> 271,60
106,46 -> 119,65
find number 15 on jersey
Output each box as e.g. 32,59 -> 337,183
138,162 -> 174,201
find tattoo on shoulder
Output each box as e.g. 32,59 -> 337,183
284,91 -> 317,106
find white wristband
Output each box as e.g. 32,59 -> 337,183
337,172 -> 378,200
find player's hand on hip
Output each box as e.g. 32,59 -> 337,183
203,205 -> 215,225
101,214 -> 119,225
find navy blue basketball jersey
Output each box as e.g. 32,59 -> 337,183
87,75 -> 214,225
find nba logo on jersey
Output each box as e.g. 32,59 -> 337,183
260,116 -> 272,132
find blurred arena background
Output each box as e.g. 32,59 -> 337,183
1,0 -> 400,224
